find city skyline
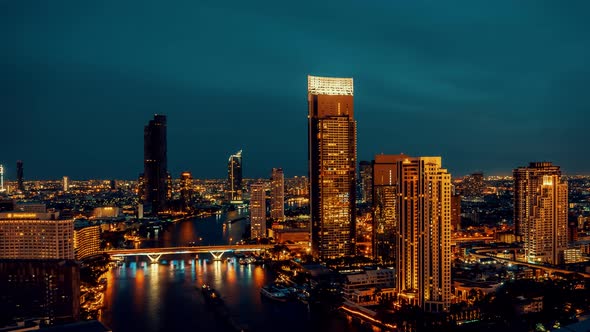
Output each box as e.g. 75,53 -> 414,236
3,1 -> 590,179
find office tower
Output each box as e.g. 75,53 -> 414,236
359,161 -> 373,204
63,176 -> 69,192
250,182 -> 266,239
308,75 -> 357,259
16,160 -> 24,192
371,154 -> 451,312
0,260 -> 80,325
73,225 -> 100,260
0,211 -> 74,259
372,156 -> 397,264
451,194 -> 462,231
180,171 -> 193,211
227,150 -> 243,202
143,114 -> 168,214
110,179 -> 116,190
514,162 -> 568,265
270,168 -> 285,221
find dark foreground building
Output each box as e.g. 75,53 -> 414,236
0,260 -> 80,327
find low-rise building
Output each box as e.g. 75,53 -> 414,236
343,269 -> 395,305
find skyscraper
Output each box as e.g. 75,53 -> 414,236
16,160 -> 24,192
308,75 -> 356,259
372,154 -> 451,312
250,182 -> 266,239
372,156 -> 397,264
63,176 -> 69,192
359,161 -> 373,204
180,171 -> 193,212
227,150 -> 243,202
143,114 -> 168,214
270,168 -> 285,221
514,162 -> 568,265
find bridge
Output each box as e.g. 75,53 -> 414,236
104,243 -> 309,263
105,244 -> 276,263
471,249 -> 590,278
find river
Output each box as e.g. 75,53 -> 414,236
100,210 -> 361,332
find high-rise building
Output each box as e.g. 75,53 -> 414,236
359,161 -> 373,204
16,160 -> 24,192
0,212 -> 74,260
63,176 -> 69,192
250,182 -> 266,239
0,259 -> 80,325
372,156 -> 397,264
451,194 -> 462,231
371,154 -> 451,312
180,171 -> 194,212
143,114 -> 168,214
308,75 -> 357,259
110,179 -> 116,191
270,168 -> 285,221
227,150 -> 243,202
514,162 -> 568,265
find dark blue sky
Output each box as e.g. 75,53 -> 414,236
2,0 -> 589,180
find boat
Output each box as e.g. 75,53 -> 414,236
200,284 -> 223,306
260,285 -> 289,302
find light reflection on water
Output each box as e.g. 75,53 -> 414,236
101,212 -> 359,332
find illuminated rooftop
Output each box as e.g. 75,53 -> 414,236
308,75 -> 353,96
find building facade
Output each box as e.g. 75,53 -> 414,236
359,161 -> 373,204
0,212 -> 74,260
371,154 -> 452,312
73,225 -> 100,261
250,183 -> 266,239
372,155 -> 397,264
0,259 -> 80,325
270,168 -> 285,221
142,114 -> 168,214
308,75 -> 357,259
227,150 -> 243,202
514,162 -> 568,265
180,171 -> 193,212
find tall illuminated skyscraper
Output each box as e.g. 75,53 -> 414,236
514,162 -> 568,265
16,160 -> 24,192
250,182 -> 266,239
143,114 -> 168,214
227,150 -> 243,202
270,168 -> 285,221
372,154 -> 451,312
308,75 -> 356,259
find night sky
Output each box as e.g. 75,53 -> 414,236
2,0 -> 589,180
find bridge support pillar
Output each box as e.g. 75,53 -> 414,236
147,254 -> 162,264
210,251 -> 225,261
